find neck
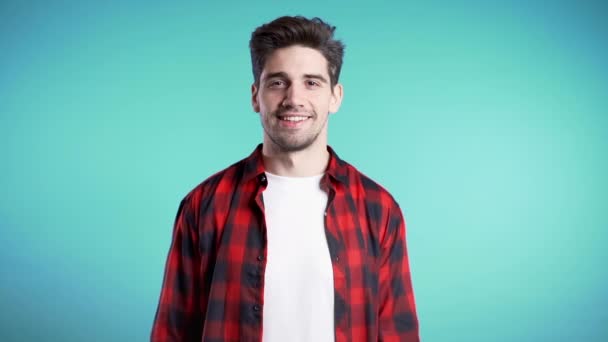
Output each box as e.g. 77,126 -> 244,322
262,141 -> 330,177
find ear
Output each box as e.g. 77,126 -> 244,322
329,83 -> 344,114
251,83 -> 260,113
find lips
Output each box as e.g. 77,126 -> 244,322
275,112 -> 311,128
278,115 -> 310,122
276,110 -> 312,124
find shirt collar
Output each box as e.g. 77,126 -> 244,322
242,143 -> 350,186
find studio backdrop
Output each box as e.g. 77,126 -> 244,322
1,1 -> 606,341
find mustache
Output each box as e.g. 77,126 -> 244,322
274,106 -> 314,117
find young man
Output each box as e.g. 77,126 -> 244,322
151,16 -> 419,342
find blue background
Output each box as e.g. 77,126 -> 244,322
1,1 -> 607,341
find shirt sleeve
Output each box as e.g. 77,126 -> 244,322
150,198 -> 203,342
378,202 -> 420,342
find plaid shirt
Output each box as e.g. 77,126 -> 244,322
151,144 -> 419,342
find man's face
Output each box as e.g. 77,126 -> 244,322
252,45 -> 343,153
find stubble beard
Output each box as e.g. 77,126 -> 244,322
263,108 -> 326,153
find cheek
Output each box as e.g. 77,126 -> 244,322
314,95 -> 333,110
260,91 -> 282,105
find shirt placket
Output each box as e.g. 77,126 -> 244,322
322,178 -> 349,342
249,173 -> 269,341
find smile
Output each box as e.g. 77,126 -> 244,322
279,116 -> 310,122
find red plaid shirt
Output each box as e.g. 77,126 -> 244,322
151,144 -> 419,341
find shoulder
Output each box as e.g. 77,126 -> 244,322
340,159 -> 407,243
178,155 -> 251,216
341,159 -> 401,211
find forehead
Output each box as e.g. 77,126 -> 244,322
261,45 -> 329,78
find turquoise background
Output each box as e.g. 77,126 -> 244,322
1,1 -> 606,341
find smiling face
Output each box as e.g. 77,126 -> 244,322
252,45 -> 343,153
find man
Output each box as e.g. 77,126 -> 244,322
151,16 -> 419,342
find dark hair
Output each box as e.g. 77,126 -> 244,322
249,16 -> 345,88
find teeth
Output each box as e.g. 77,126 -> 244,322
281,116 -> 308,122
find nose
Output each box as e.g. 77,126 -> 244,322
281,83 -> 305,108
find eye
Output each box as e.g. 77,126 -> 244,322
306,80 -> 321,88
268,79 -> 286,88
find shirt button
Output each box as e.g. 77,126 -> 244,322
259,175 -> 267,183
253,304 -> 261,311
324,211 -> 327,216
257,255 -> 264,261
335,256 -> 340,262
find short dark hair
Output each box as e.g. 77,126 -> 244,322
249,16 -> 345,88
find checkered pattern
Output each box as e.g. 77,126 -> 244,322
151,144 -> 419,341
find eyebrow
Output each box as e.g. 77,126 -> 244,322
303,73 -> 329,84
263,72 -> 329,84
262,72 -> 288,81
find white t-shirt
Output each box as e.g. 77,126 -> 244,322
262,172 -> 334,342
